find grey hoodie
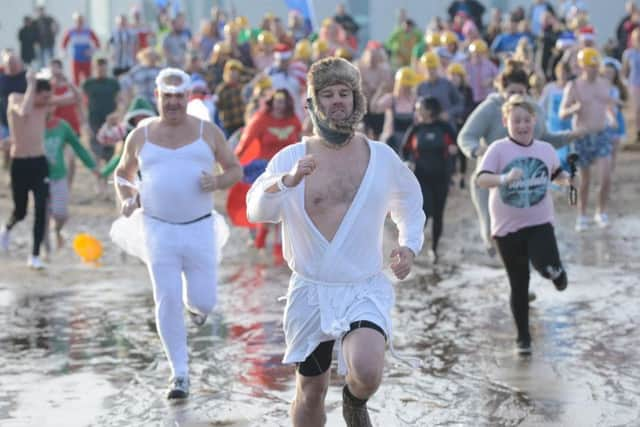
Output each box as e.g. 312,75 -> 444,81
457,93 -> 570,161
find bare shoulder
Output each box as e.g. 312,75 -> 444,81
124,125 -> 146,155
138,116 -> 159,129
199,119 -> 226,154
200,118 -> 226,141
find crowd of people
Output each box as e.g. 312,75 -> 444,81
0,0 -> 635,425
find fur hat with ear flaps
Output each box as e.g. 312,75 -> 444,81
307,57 -> 367,136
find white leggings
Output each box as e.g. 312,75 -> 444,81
143,216 -> 218,378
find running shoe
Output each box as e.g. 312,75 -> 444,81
0,226 -> 9,252
546,266 -> 568,291
342,385 -> 372,427
575,216 -> 590,232
166,376 -> 189,400
553,271 -> 568,291
188,309 -> 207,327
515,339 -> 532,355
27,255 -> 45,270
594,213 -> 609,228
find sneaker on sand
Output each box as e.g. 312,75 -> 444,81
594,213 -> 610,228
575,216 -> 590,232
515,339 -> 532,355
342,385 -> 372,427
27,255 -> 45,270
1,227 -> 10,252
546,266 -> 568,291
166,376 -> 189,400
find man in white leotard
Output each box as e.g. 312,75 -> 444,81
114,68 -> 242,399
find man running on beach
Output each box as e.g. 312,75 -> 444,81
247,57 -> 425,427
559,47 -> 615,231
113,68 -> 242,399
1,69 -> 51,269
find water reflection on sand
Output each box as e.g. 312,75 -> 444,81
0,235 -> 639,426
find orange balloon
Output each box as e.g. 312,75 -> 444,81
72,233 -> 103,264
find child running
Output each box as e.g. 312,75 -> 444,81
44,105 -> 100,250
476,95 -> 573,355
402,97 -> 457,263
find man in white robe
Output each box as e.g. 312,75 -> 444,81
247,57 -> 426,427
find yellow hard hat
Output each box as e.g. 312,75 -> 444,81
447,63 -> 466,77
224,59 -> 243,73
313,39 -> 329,54
258,30 -> 276,45
426,32 -> 441,47
334,47 -> 352,60
420,51 -> 441,69
294,39 -> 312,60
577,47 -> 600,67
322,18 -> 333,28
440,30 -> 458,46
234,16 -> 249,29
469,39 -> 488,54
395,67 -> 420,87
255,75 -> 272,91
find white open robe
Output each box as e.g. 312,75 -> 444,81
246,138 -> 425,375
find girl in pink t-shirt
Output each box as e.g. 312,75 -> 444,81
476,95 -> 576,355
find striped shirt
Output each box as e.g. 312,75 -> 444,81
109,29 -> 138,69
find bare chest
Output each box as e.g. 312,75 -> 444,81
304,154 -> 369,212
574,80 -> 609,104
9,109 -> 46,147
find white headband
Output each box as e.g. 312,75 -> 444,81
155,68 -> 191,94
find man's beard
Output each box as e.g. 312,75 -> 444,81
307,98 -> 354,146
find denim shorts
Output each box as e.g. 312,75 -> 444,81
574,130 -> 613,167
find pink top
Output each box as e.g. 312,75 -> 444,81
479,137 -> 560,237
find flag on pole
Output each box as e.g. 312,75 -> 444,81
284,0 -> 316,32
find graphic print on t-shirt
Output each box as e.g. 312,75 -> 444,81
499,157 -> 549,208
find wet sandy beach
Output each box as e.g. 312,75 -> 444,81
0,151 -> 639,426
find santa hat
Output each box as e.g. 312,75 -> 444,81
578,26 -> 595,42
189,74 -> 208,93
274,43 -> 293,61
366,40 -> 382,51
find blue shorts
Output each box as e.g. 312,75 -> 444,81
574,130 -> 613,168
0,125 -> 9,139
